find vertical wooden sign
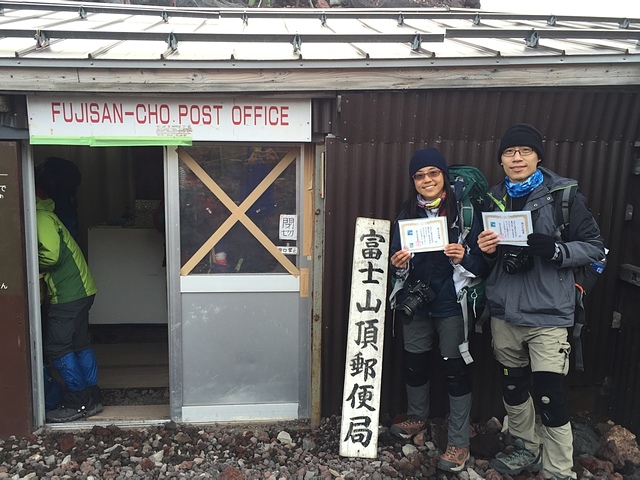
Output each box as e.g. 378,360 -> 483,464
339,217 -> 390,459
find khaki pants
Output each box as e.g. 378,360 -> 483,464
491,317 -> 576,480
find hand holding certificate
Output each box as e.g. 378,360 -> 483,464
398,217 -> 449,253
481,211 -> 533,246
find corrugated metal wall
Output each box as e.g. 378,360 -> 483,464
609,165 -> 640,434
320,88 -> 640,426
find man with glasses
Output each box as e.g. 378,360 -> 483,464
477,124 -> 605,480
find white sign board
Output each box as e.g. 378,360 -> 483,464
279,214 -> 297,241
27,95 -> 311,143
339,217 -> 390,459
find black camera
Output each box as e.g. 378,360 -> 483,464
395,281 -> 436,324
502,247 -> 534,275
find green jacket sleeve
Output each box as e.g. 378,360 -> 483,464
37,211 -> 61,270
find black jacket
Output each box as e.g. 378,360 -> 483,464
391,191 -> 488,318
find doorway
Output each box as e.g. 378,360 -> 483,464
33,142 -> 312,424
33,145 -> 170,423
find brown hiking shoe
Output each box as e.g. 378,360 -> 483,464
438,445 -> 470,472
390,416 -> 428,439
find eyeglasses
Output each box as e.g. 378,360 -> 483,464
412,170 -> 442,181
502,147 -> 534,157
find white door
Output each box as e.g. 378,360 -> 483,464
168,145 -> 309,422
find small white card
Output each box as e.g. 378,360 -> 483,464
398,217 -> 449,253
482,211 -> 533,246
279,214 -> 297,240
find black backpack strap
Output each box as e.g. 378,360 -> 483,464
573,305 -> 586,371
474,302 -> 490,333
555,185 -> 576,242
554,185 -> 586,371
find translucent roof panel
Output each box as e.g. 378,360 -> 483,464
0,2 -> 636,67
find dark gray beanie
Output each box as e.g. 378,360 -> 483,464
497,124 -> 544,162
409,148 -> 449,178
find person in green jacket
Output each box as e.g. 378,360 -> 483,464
36,193 -> 103,423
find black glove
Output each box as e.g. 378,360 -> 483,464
527,233 -> 557,260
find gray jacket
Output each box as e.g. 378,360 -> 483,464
485,167 -> 605,327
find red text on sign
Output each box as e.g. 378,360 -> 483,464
231,105 -> 289,126
177,104 -> 223,125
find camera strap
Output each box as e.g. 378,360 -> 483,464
457,289 -> 474,365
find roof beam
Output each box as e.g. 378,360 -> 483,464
447,28 -> 640,41
1,64 -> 639,93
0,1 -> 220,19
0,27 -> 445,44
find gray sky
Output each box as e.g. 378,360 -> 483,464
480,0 -> 640,17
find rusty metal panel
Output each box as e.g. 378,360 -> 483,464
312,98 -> 336,136
0,142 -> 32,438
321,88 -> 640,423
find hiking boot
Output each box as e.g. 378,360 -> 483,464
438,445 -> 470,472
390,416 -> 428,439
45,387 -> 102,423
86,385 -> 104,417
46,404 -> 88,423
490,446 -> 542,474
84,401 -> 104,418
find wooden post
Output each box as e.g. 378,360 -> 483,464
0,142 -> 33,438
339,217 -> 390,459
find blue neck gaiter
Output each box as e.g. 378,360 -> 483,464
505,169 -> 543,198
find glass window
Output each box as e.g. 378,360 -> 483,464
178,145 -> 298,275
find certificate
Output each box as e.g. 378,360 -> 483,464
482,211 -> 533,246
398,217 -> 449,253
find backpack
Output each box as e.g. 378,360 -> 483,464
553,185 -> 607,371
449,164 -> 489,243
448,165 -> 490,327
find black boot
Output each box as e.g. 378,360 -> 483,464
46,387 -> 94,423
86,385 -> 104,417
76,348 -> 103,417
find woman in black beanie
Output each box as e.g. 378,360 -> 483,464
389,147 -> 488,472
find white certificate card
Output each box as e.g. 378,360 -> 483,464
398,217 -> 449,253
482,211 -> 533,246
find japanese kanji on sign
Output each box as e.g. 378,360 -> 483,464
339,217 -> 391,459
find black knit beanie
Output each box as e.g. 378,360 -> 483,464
497,124 -> 544,162
409,148 -> 449,178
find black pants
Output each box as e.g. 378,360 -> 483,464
43,295 -> 95,361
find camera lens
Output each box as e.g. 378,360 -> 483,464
395,296 -> 422,319
394,282 -> 431,325
503,259 -> 519,275
502,248 -> 533,275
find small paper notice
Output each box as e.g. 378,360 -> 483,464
398,217 -> 449,253
482,211 -> 533,246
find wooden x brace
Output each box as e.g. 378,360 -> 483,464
178,147 -> 300,277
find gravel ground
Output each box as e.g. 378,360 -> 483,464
0,415 -> 495,480
1,412 -> 615,480
0,390 -> 634,479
